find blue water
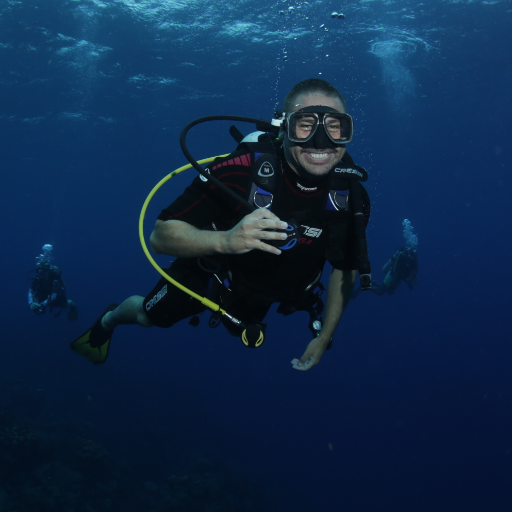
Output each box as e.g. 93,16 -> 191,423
1,0 -> 512,510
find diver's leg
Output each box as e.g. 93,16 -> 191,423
102,295 -> 152,330
99,259 -> 209,333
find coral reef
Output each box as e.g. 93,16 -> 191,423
0,379 -> 268,512
162,458 -> 266,511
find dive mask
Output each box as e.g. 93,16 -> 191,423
284,106 -> 353,146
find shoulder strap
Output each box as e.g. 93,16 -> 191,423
331,151 -> 369,183
325,152 -> 367,211
347,179 -> 372,289
238,137 -> 284,210
326,152 -> 372,290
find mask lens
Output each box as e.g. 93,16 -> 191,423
288,114 -> 318,142
324,114 -> 352,143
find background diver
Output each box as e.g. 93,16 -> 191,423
353,219 -> 418,297
70,78 -> 372,372
28,244 -> 78,320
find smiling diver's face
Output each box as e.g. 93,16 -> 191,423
284,93 -> 346,179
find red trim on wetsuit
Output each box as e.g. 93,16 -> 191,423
212,153 -> 251,170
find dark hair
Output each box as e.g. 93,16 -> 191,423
283,78 -> 347,112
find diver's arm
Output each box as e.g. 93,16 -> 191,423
150,220 -> 223,257
28,284 -> 41,307
150,209 -> 289,258
383,250 -> 401,273
28,286 -> 45,314
382,260 -> 391,273
292,268 -> 356,372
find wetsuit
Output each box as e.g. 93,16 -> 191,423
29,266 -> 68,312
142,149 -> 370,330
389,249 -> 418,291
371,248 -> 418,295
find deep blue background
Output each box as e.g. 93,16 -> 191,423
1,0 -> 512,510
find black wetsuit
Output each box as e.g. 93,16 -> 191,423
387,249 -> 418,292
142,149 -> 370,329
393,249 -> 418,284
370,248 -> 418,296
29,266 -> 68,310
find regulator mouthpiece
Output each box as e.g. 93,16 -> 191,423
241,323 -> 266,348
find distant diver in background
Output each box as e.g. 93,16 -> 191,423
28,244 -> 78,320
353,219 -> 418,298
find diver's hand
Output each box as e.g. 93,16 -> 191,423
224,209 -> 288,255
291,337 -> 330,372
30,302 -> 45,315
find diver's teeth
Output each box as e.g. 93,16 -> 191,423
309,153 -> 328,159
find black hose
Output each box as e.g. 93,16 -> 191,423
179,115 -> 276,214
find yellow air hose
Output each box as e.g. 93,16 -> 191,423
138,155 -> 229,313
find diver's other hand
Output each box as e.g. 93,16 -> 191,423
30,302 -> 45,315
224,209 -> 288,255
291,337 -> 329,372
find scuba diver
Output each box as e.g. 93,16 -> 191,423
28,244 -> 78,320
70,78 -> 372,371
353,219 -> 418,297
